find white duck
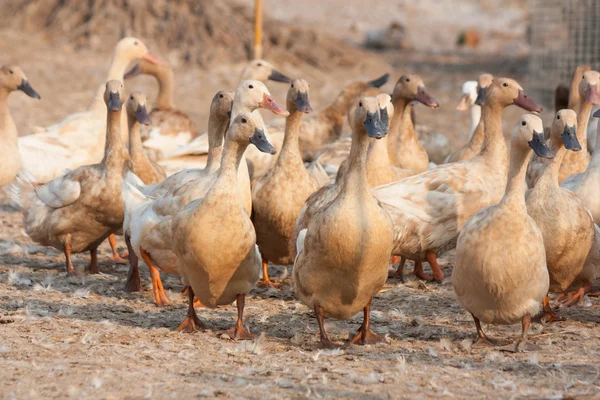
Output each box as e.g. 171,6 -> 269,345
18,37 -> 159,183
456,81 -> 480,141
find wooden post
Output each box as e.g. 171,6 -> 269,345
253,0 -> 263,60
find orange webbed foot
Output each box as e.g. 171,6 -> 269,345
257,277 -> 281,288
176,316 -> 206,333
346,329 -> 387,347
222,325 -> 255,341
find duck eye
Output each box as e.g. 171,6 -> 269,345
241,118 -> 247,124
521,121 -> 526,126
249,85 -> 254,89
8,70 -> 13,74
557,115 -> 560,120
503,82 -> 509,87
130,96 -> 133,100
134,41 -> 138,46
291,84 -> 294,88
219,94 -> 223,98
358,101 -> 363,107
406,78 -> 410,82
257,63 -> 262,67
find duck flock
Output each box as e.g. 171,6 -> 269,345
2,37 -> 600,352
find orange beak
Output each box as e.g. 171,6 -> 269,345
142,52 -> 161,65
456,93 -> 472,111
260,93 -> 289,116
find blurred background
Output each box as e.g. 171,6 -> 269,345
1,0 -> 598,161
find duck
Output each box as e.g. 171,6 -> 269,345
375,78 -> 543,283
121,83 -> 287,305
387,74 -> 439,173
525,109 -> 594,320
444,73 -> 494,163
123,58 -> 199,160
20,80 -> 131,274
251,79 -> 320,287
455,81 -> 480,141
561,110 -> 600,223
122,89 -> 233,294
171,113 -> 277,337
557,70 -> 600,183
293,95 -> 394,348
336,94 -> 413,186
0,65 -> 40,188
18,37 -> 158,183
240,59 -> 292,83
452,114 -> 552,352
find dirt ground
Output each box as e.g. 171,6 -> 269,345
2,1 -> 600,399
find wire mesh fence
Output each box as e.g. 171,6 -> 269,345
528,0 -> 600,107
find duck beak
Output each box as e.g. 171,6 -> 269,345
268,69 -> 292,83
456,93 -> 472,111
528,130 -> 554,158
260,93 -> 289,116
17,79 -> 41,99
124,63 -> 141,80
379,107 -> 390,131
249,127 -> 277,154
474,87 -> 486,106
594,108 -> 600,118
514,90 -> 543,113
135,104 -> 152,125
367,73 -> 390,88
295,91 -> 312,113
561,125 -> 581,151
364,111 -> 386,139
108,91 -> 122,111
414,87 -> 439,109
142,52 -> 160,65
585,84 -> 600,105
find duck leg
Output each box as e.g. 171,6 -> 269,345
123,235 -> 142,293
426,251 -> 445,283
108,234 -> 128,263
140,248 -> 172,306
87,247 -> 99,274
223,294 -> 255,340
471,313 -> 497,346
540,295 -> 565,323
64,240 -> 75,275
346,298 -> 387,346
314,303 -> 342,349
176,285 -> 205,333
182,286 -> 207,308
557,280 -> 592,308
388,256 -> 406,281
258,258 -> 280,288
499,314 -> 541,352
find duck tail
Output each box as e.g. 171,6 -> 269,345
294,228 -> 308,267
11,171 -> 47,241
122,172 -> 152,217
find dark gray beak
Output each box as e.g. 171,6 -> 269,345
474,87 -> 486,106
249,128 -> 277,154
268,69 -> 292,83
124,63 -> 141,80
364,111 -> 387,139
367,73 -> 390,88
295,91 -> 312,113
379,107 -> 389,131
528,130 -> 555,158
108,91 -> 122,111
135,104 -> 152,125
561,125 -> 581,151
594,108 -> 600,118
17,79 -> 41,99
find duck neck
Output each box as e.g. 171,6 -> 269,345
367,135 -> 392,169
469,105 -> 482,140
398,102 -> 417,143
89,53 -> 132,113
276,109 -> 304,168
388,97 -> 408,164
0,88 -> 15,143
502,142 -> 531,206
479,101 -> 507,160
101,109 -> 129,169
127,115 -> 145,161
205,115 -> 229,173
548,134 -> 568,181
208,139 -> 248,202
340,126 -> 370,198
576,101 -> 592,153
154,68 -> 175,110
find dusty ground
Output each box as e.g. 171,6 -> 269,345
2,1 -> 599,399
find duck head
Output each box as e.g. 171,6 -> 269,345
126,91 -> 152,125
235,80 -> 289,116
210,90 -> 235,121
0,66 -> 40,99
124,56 -> 169,80
552,109 -> 580,151
229,112 -> 277,154
114,37 -> 160,67
486,78 -> 543,113
104,80 -> 125,112
353,96 -> 388,139
287,79 -> 312,114
241,59 -> 292,83
474,73 -> 494,106
579,70 -> 600,105
392,74 -> 439,109
513,114 -> 554,158
376,93 -> 394,130
456,81 -> 477,111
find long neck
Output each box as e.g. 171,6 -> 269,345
127,116 -> 145,160
478,101 -> 507,159
0,88 -> 15,143
576,100 -> 592,153
276,109 -> 304,167
398,102 -> 416,142
89,52 -> 131,112
207,139 -> 247,202
469,105 -> 481,140
502,142 -> 531,206
205,116 -> 229,173
101,109 -> 128,168
154,68 -> 175,110
367,135 -> 392,167
543,133 -> 568,184
340,125 -> 370,197
387,97 -> 408,164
